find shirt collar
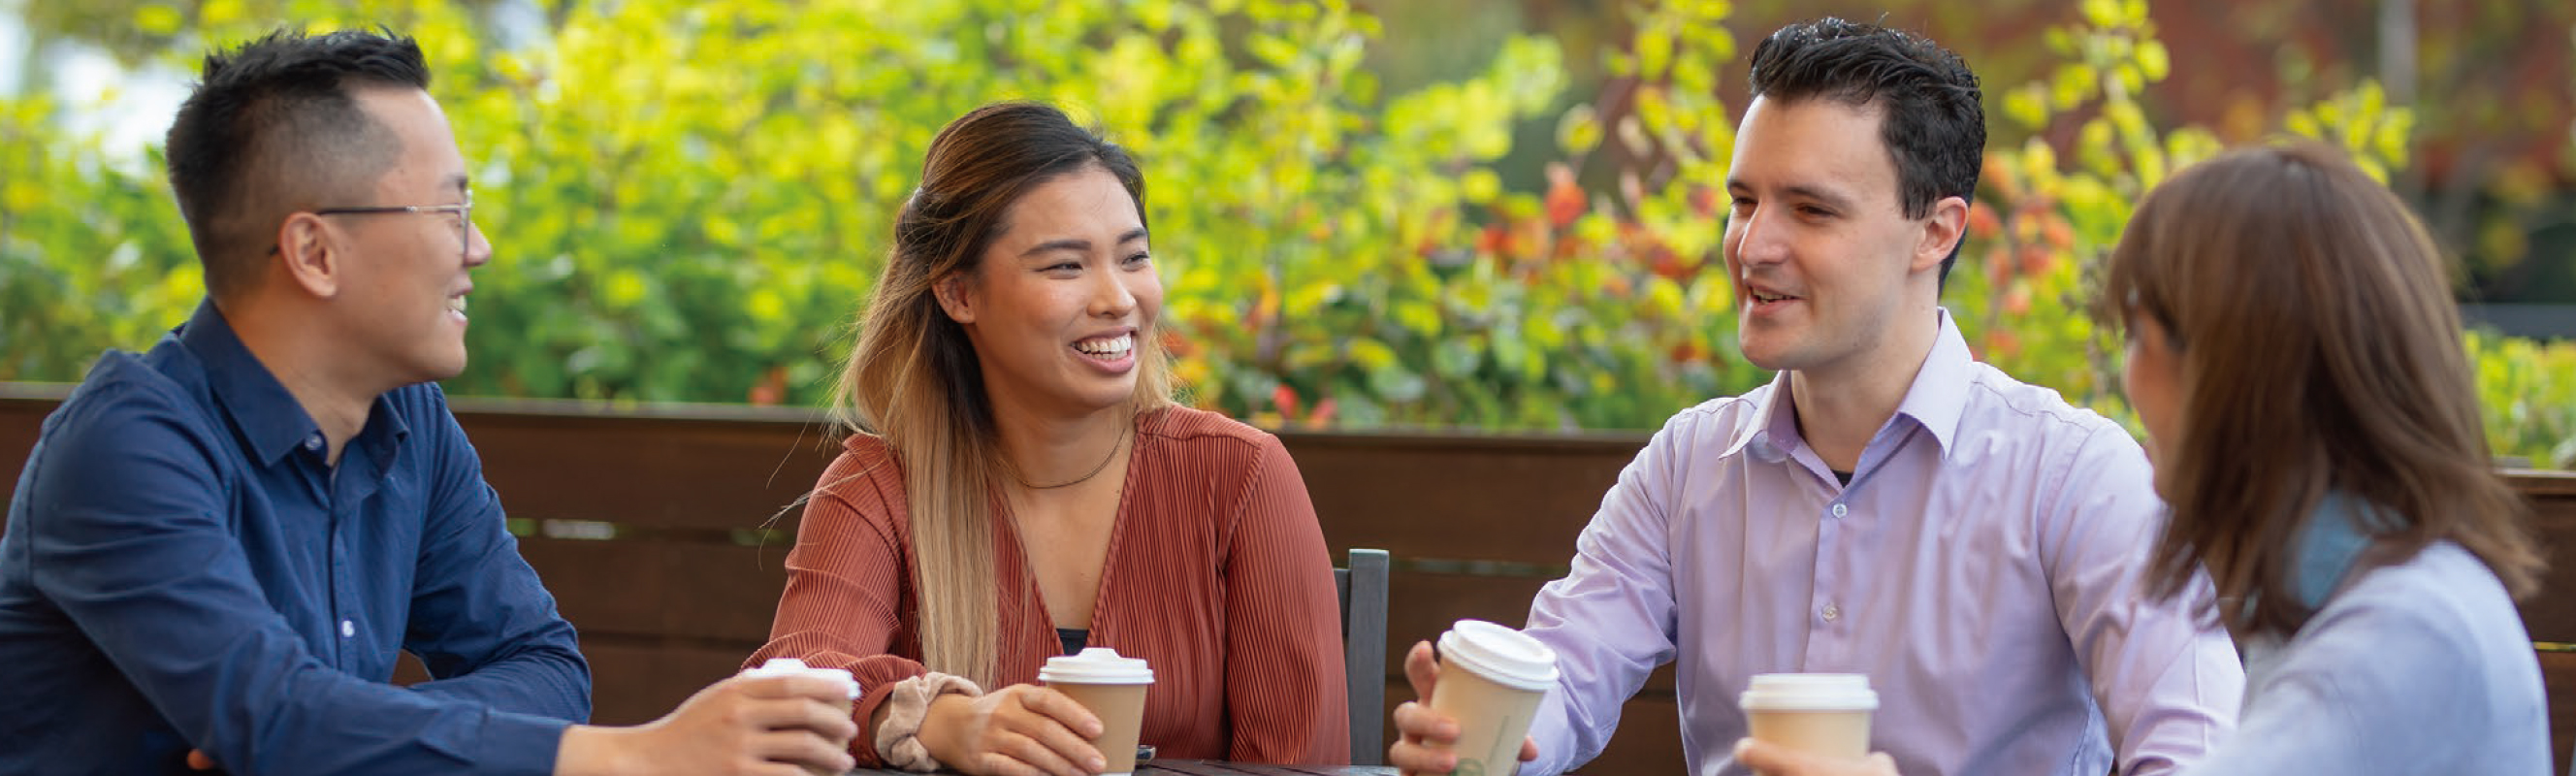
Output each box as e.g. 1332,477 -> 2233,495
1721,307 -> 1975,463
1889,307 -> 1974,459
176,300 -> 328,465
1723,372 -> 1798,464
2289,492 -> 2396,610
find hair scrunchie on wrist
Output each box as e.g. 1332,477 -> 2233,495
874,671 -> 985,771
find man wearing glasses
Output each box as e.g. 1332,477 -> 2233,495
0,29 -> 855,775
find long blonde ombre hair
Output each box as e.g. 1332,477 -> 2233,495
2099,142 -> 2543,638
832,102 -> 1174,686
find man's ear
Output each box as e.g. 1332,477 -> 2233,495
1914,195 -> 1970,275
933,274 -> 976,324
274,212 -> 342,299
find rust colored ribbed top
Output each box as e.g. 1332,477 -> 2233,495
748,405 -> 1350,766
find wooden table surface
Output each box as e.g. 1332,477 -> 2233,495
848,761 -> 1398,775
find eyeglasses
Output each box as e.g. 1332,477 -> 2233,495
272,192 -> 478,260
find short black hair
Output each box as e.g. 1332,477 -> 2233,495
164,27 -> 431,298
1749,17 -> 1984,285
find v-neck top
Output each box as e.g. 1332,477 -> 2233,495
749,405 -> 1349,766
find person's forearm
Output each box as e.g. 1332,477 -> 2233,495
409,646 -> 592,721
913,693 -> 970,766
554,726 -> 631,776
868,699 -> 893,759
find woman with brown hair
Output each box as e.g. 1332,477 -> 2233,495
746,101 -> 1348,775
1735,143 -> 2552,775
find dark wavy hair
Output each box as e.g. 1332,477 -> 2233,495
1748,17 -> 1984,285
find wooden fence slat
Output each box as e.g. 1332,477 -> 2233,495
2541,649 -> 2576,772
582,639 -> 766,726
522,537 -> 789,644
462,413 -> 842,533
0,397 -> 52,499
1290,436 -> 1635,566
2511,475 -> 2576,643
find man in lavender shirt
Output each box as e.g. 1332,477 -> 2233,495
1388,17 -> 2241,776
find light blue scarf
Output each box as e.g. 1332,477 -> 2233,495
2287,492 -> 2397,610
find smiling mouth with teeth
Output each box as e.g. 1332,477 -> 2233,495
1074,334 -> 1134,359
446,296 -> 468,315
1751,292 -> 1794,303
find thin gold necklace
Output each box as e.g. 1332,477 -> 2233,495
1015,421 -> 1129,490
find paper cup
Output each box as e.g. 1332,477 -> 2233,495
1739,673 -> 1877,759
743,657 -> 860,712
1041,647 -> 1155,776
1428,620 -> 1560,776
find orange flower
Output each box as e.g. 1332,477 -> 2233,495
1966,202 -> 2002,239
748,366 -> 788,406
1984,330 -> 2022,358
2041,216 -> 2075,251
1545,162 -> 1586,227
1669,341 -> 1705,364
2003,284 -> 2033,315
2017,243 -> 2057,276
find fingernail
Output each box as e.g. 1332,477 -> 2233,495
1732,738 -> 1753,758
1087,757 -> 1107,771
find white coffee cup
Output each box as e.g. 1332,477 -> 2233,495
1040,647 -> 1155,776
1428,619 -> 1560,776
1738,673 -> 1878,759
742,657 -> 860,707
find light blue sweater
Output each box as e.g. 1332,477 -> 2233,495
2193,497 -> 2551,775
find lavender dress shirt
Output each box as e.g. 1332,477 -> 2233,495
1519,310 -> 2241,776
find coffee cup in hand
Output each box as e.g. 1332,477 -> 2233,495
742,657 -> 860,714
1427,619 -> 1560,776
1738,673 -> 1878,760
1040,647 -> 1155,776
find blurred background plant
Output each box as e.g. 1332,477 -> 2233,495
3,0 -> 2570,467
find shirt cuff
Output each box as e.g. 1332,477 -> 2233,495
466,709 -> 574,776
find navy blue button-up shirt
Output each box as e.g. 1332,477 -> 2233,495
0,302 -> 589,774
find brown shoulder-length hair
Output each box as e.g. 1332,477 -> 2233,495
832,101 -> 1175,685
2098,142 -> 2542,638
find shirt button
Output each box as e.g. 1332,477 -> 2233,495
1829,502 -> 1849,518
340,620 -> 355,637
1821,603 -> 1841,622
305,435 -> 324,452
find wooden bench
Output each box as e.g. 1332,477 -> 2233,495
5,387 -> 2574,772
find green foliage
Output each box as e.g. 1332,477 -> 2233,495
1941,1 -> 2576,469
1,0 -> 2570,469
0,93 -> 202,378
2470,330 -> 2576,469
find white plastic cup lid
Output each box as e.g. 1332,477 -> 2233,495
1039,647 -> 1154,685
1738,673 -> 1878,712
744,657 -> 859,699
1436,619 -> 1560,692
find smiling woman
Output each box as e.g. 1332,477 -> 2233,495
744,102 -> 1350,776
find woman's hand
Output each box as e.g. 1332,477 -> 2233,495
918,684 -> 1107,776
1731,738 -> 1901,776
